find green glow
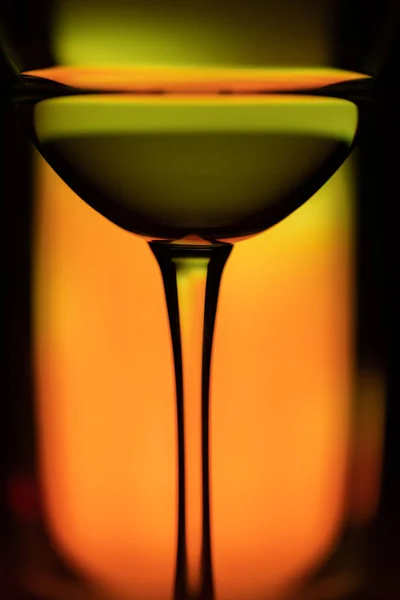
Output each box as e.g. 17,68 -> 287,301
174,258 -> 210,280
34,94 -> 358,235
35,96 -> 358,144
52,0 -> 331,68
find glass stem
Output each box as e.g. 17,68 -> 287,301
149,241 -> 232,600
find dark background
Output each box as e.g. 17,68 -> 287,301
1,18 -> 399,600
1,52 -> 35,600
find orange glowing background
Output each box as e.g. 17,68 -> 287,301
32,150 -> 383,600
